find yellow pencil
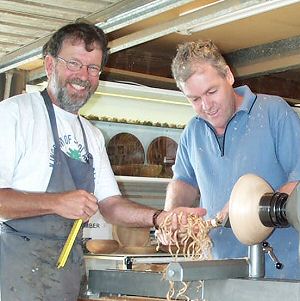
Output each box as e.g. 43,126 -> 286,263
57,219 -> 83,269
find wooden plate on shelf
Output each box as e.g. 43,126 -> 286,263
146,136 -> 178,178
107,133 -> 145,166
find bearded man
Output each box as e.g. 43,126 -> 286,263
0,21 -> 204,301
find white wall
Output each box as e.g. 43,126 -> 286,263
79,81 -> 195,125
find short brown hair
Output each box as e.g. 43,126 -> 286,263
171,40 -> 228,90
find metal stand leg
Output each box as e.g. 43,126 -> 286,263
248,243 -> 265,278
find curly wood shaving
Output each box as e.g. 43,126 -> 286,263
159,212 -> 214,300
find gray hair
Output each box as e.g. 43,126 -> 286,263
171,40 -> 228,90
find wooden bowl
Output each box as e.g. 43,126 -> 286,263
118,245 -> 158,254
112,164 -> 142,176
112,164 -> 163,177
140,164 -> 163,177
85,239 -> 119,254
112,225 -> 150,247
229,173 -> 274,245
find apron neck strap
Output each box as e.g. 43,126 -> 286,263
77,116 -> 91,155
41,89 -> 60,148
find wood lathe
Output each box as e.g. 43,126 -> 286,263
85,174 -> 300,300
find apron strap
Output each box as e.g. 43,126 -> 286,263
77,116 -> 93,164
41,89 -> 60,151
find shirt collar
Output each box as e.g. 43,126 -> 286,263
234,85 -> 257,114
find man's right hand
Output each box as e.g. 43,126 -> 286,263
53,190 -> 98,222
155,206 -> 207,246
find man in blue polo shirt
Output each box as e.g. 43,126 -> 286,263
165,40 -> 300,279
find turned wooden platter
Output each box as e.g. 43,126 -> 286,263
107,133 -> 145,166
146,136 -> 178,178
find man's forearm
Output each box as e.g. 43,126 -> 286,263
0,188 -> 55,220
98,195 -> 158,228
0,188 -> 99,222
165,179 -> 199,210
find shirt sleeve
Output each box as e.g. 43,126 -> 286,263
0,100 -> 21,188
274,104 -> 300,182
173,128 -> 198,188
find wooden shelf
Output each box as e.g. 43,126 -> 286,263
116,176 -> 170,208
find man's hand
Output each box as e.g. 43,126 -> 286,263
53,190 -> 98,222
155,206 -> 206,245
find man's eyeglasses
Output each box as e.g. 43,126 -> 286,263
56,56 -> 101,77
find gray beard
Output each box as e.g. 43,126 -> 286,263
56,86 -> 89,114
50,69 -> 93,114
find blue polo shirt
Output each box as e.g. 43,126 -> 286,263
174,85 -> 300,279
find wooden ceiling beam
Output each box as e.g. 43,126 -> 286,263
227,35 -> 300,78
108,0 -> 300,53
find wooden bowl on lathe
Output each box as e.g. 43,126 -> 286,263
229,173 -> 274,245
